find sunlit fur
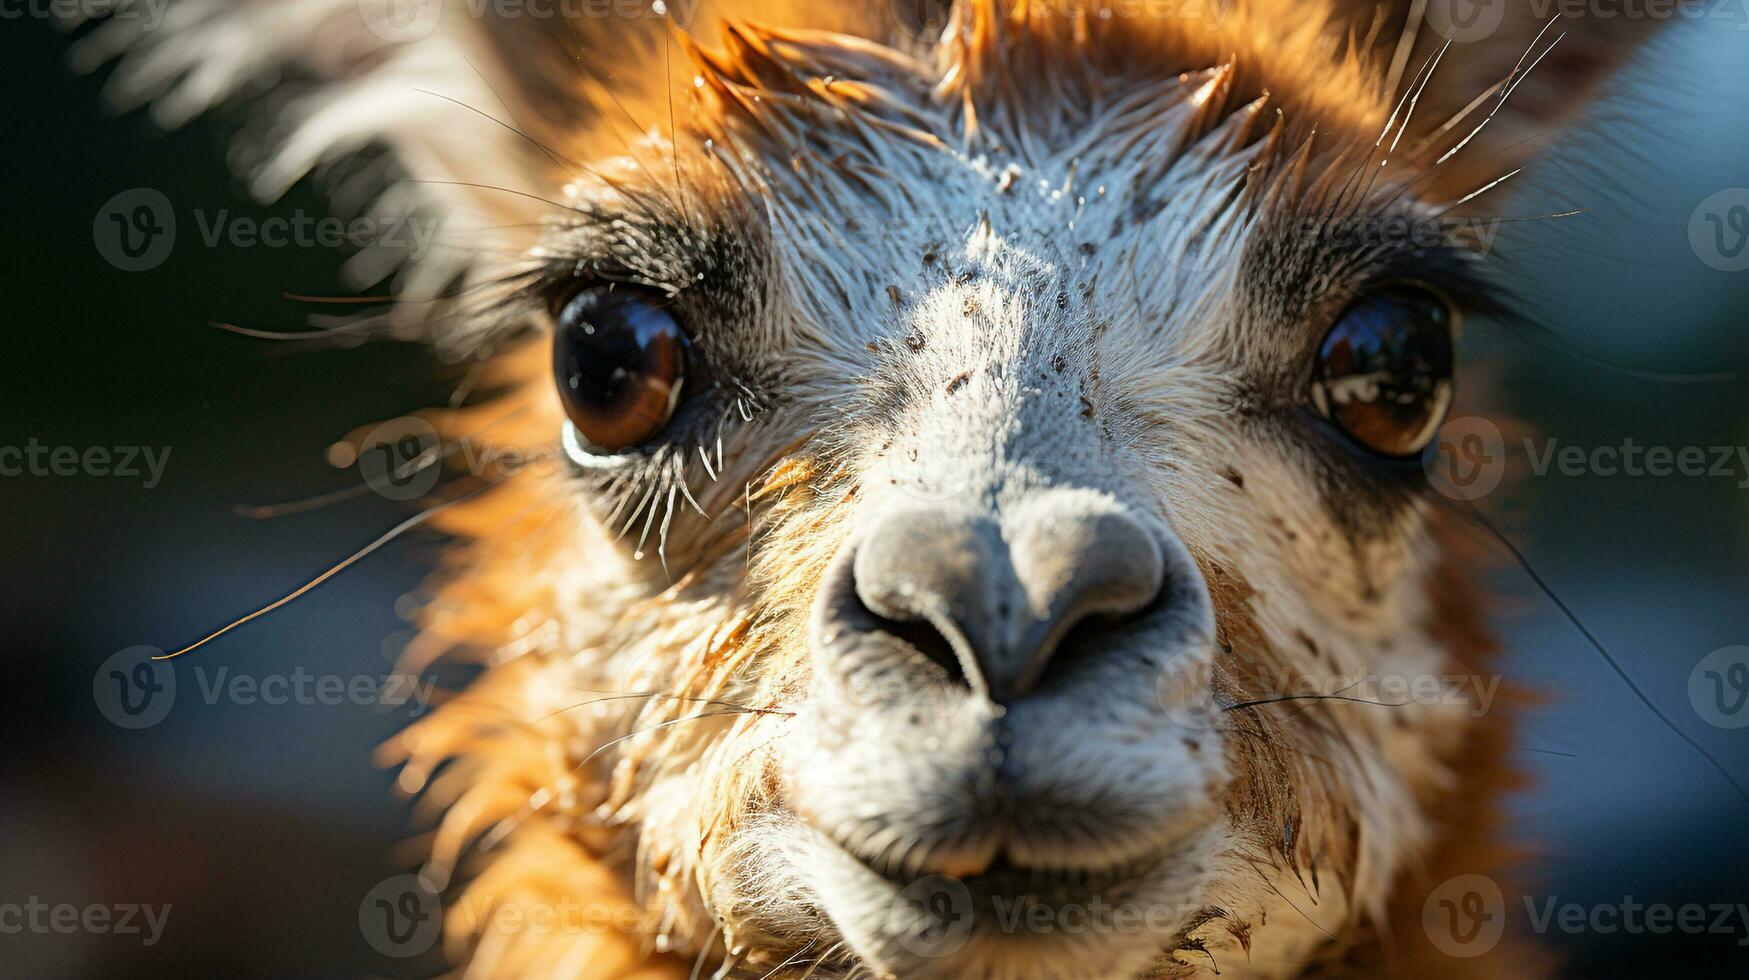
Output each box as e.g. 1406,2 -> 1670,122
84,1 -> 1657,976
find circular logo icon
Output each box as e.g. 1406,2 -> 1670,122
358,0 -> 443,44
1425,416 -> 1505,501
93,188 -> 175,272
1424,0 -> 1506,43
359,873 -> 442,958
1689,188 -> 1749,273
1689,645 -> 1749,730
1156,652 -> 1223,733
890,0 -> 954,43
357,417 -> 444,500
888,874 -> 974,959
1423,874 -> 1505,958
93,646 -> 176,730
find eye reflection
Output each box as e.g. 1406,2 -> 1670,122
551,285 -> 688,453
1310,286 -> 1456,457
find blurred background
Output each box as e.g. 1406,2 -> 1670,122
1,11 -> 1745,980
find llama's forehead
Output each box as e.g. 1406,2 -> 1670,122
740,101 -> 1284,364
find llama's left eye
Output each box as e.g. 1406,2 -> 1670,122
1309,285 -> 1456,457
552,285 -> 688,453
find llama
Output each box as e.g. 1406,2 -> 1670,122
82,1 -> 1661,976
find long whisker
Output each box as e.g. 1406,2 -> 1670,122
1451,498 -> 1749,804
156,480 -> 496,660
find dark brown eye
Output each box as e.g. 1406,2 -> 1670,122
552,285 -> 688,452
1310,285 -> 1456,457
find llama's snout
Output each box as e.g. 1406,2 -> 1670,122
783,492 -> 1225,977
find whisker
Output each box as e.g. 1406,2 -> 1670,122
1223,692 -> 1413,712
758,939 -> 818,980
233,481 -> 378,520
1433,494 -> 1749,804
406,178 -> 583,215
1436,21 -> 1564,167
157,480 -> 496,660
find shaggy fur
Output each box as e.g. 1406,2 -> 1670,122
80,1 -> 1658,976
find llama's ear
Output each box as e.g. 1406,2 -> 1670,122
1345,2 -> 1665,202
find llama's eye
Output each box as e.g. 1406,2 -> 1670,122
1309,285 -> 1456,457
552,285 -> 688,452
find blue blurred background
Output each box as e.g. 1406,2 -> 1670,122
1,13 -> 1744,979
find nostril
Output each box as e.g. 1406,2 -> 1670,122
847,509 -> 1012,693
847,587 -> 972,688
1035,585 -> 1168,683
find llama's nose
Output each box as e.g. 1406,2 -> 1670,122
848,496 -> 1165,701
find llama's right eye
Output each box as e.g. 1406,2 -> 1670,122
551,285 -> 689,453
1309,285 -> 1456,458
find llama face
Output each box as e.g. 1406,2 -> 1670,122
525,58 -> 1479,972
86,0 -> 1657,975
